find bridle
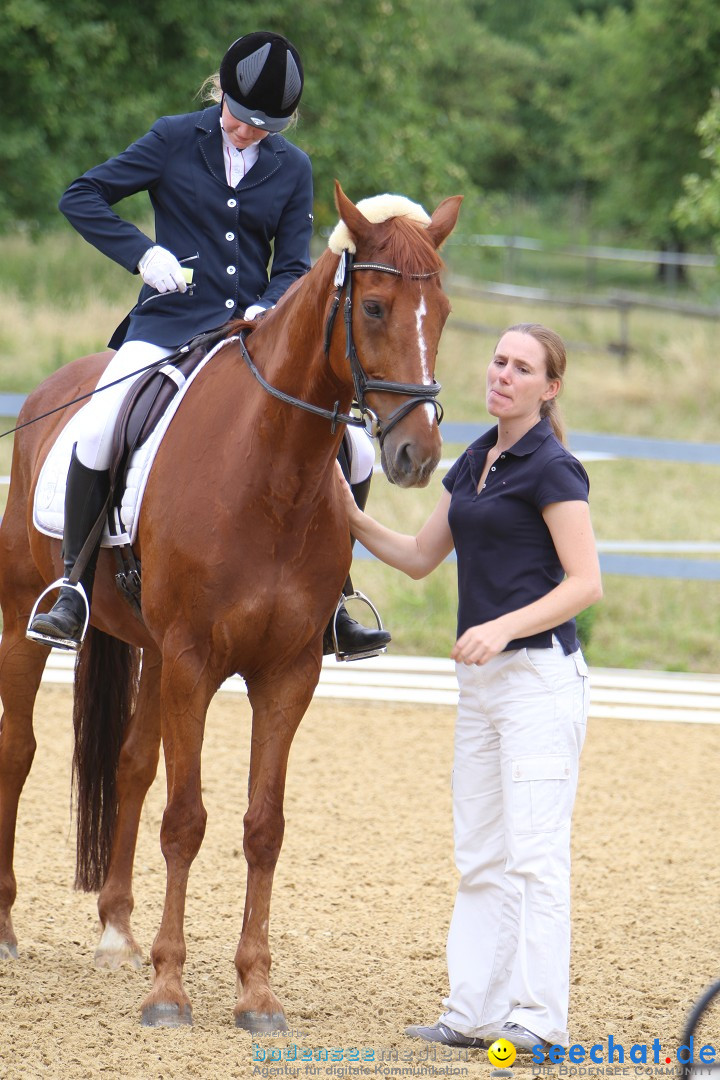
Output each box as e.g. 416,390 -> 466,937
236,250 -> 444,445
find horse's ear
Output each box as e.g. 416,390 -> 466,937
334,180 -> 373,249
426,195 -> 463,250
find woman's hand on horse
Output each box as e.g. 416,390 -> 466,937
334,462 -> 362,525
138,245 -> 188,294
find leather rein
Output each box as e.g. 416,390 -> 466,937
236,250 -> 444,445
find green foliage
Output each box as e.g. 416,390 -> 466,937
575,604 -> 597,650
0,0 -> 242,230
0,0 -> 481,232
674,88 -> 720,250
287,0 -> 478,223
2,0 -> 720,260
544,0 -> 720,243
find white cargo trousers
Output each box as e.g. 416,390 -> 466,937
440,639 -> 589,1048
75,341 -> 174,470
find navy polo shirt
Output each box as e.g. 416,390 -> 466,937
442,418 -> 590,654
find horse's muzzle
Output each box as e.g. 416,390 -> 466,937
380,434 -> 441,489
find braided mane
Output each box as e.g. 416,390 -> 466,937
327,193 -> 444,278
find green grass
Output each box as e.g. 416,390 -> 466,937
2,226 -> 720,671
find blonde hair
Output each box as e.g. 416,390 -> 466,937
502,323 -> 567,443
196,72 -> 299,129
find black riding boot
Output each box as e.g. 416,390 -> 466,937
324,462 -> 392,659
27,446 -> 110,648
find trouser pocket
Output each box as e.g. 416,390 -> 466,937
511,754 -> 573,833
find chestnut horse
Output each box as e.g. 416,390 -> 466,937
0,183 -> 461,1030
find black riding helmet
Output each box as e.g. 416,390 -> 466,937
220,31 -> 304,133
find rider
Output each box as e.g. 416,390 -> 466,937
27,30 -> 391,659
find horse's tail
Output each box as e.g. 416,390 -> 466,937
72,626 -> 141,892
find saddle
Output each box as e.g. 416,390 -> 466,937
104,324 -> 235,616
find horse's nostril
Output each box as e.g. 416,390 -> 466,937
395,442 -> 414,474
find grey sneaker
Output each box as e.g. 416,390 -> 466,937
496,1022 -> 552,1053
405,1022 -> 487,1048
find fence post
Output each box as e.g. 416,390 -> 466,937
505,237 -> 517,282
610,297 -> 632,364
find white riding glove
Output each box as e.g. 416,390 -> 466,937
138,246 -> 187,294
244,304 -> 270,320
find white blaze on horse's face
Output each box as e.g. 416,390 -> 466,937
414,287 -> 438,426
415,290 -> 429,381
414,289 -> 436,427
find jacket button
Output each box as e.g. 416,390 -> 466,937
225,299 -> 234,309
227,198 -> 237,208
225,232 -> 235,241
226,265 -> 236,275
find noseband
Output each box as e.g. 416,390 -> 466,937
236,250 -> 443,446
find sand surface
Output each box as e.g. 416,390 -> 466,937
1,683 -> 719,1079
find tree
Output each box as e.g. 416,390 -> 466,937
0,0 -> 247,230
674,89 -> 720,252
0,0 -> 479,232
544,0 -> 720,245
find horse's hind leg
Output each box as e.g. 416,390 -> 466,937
95,645 -> 162,971
234,661 -> 317,1033
140,643 -> 216,1027
0,603 -> 50,959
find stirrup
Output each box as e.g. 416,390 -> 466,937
25,578 -> 91,652
329,590 -> 388,663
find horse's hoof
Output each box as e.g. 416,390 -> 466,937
235,1010 -> 288,1034
141,1003 -> 193,1027
94,923 -> 143,971
95,946 -> 143,971
0,941 -> 18,960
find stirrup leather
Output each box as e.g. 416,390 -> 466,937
25,578 -> 91,652
328,590 -> 388,663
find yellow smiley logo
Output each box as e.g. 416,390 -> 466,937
488,1038 -> 517,1068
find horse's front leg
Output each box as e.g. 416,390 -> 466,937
0,616 -> 48,960
140,644 -> 215,1027
234,657 -> 318,1033
95,645 -> 162,971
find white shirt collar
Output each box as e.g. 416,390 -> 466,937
220,122 -> 261,187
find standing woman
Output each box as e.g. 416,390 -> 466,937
27,30 -> 388,658
336,324 -> 602,1052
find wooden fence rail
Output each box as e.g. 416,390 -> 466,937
447,275 -> 720,362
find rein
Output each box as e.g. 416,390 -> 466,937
0,357 -> 177,441
0,325 -> 230,441
238,251 -> 444,445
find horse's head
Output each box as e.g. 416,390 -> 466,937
327,182 -> 462,488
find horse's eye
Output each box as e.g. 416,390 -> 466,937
362,301 -> 383,318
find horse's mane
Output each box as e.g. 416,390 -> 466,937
372,216 -> 444,278
328,194 -> 444,279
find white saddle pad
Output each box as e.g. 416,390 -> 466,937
33,339 -> 232,547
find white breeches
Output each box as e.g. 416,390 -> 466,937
344,425 -> 375,485
74,341 -> 174,470
440,639 -> 590,1047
